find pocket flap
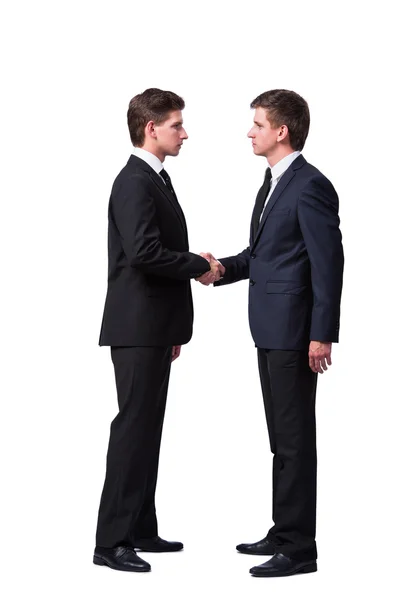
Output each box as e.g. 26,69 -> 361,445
265,280 -> 307,295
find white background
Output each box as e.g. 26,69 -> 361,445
1,0 -> 399,598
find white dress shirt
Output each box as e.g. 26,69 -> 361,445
260,151 -> 301,221
132,147 -> 166,182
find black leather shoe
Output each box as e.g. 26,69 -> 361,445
134,535 -> 183,553
250,553 -> 317,577
236,535 -> 275,555
93,546 -> 151,572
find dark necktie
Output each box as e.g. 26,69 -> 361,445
160,169 -> 176,196
251,167 -> 272,238
159,168 -> 187,235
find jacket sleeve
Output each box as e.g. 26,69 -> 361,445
214,247 -> 250,287
298,175 -> 344,342
111,174 -> 210,280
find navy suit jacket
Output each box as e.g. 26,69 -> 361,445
215,155 -> 344,350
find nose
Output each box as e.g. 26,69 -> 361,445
181,128 -> 188,140
247,129 -> 254,138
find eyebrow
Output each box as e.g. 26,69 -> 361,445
171,121 -> 183,127
254,120 -> 263,127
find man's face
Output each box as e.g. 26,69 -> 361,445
154,110 -> 188,157
247,107 -> 281,157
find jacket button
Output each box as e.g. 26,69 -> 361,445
250,279 -> 255,286
251,254 -> 256,259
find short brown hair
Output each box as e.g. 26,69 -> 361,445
250,89 -> 310,151
127,88 -> 185,146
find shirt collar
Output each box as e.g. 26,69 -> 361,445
270,151 -> 301,182
132,147 -> 164,174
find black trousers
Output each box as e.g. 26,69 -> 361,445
257,349 -> 318,561
95,346 -> 172,548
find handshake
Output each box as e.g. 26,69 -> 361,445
196,253 -> 226,286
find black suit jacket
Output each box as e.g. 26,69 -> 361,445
215,155 -> 344,350
99,155 -> 210,347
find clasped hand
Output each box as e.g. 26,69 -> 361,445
196,253 -> 225,285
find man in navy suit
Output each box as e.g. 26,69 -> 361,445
198,89 -> 344,577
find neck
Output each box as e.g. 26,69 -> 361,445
265,145 -> 295,167
140,142 -> 165,163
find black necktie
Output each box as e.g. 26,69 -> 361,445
251,167 -> 272,238
160,169 -> 175,196
159,168 -> 187,234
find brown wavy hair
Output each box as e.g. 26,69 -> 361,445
127,88 -> 185,146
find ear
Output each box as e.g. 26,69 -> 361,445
277,125 -> 289,143
145,120 -> 157,140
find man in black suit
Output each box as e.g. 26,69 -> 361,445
94,88 -> 217,572
199,89 -> 344,577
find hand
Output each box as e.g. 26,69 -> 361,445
171,345 -> 181,362
196,252 -> 226,286
308,341 -> 332,374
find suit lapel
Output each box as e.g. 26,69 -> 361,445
148,170 -> 188,236
128,155 -> 188,236
251,155 -> 305,249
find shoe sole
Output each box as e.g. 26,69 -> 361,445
134,547 -> 183,553
93,555 -> 151,572
237,548 -> 275,556
250,563 -> 317,577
